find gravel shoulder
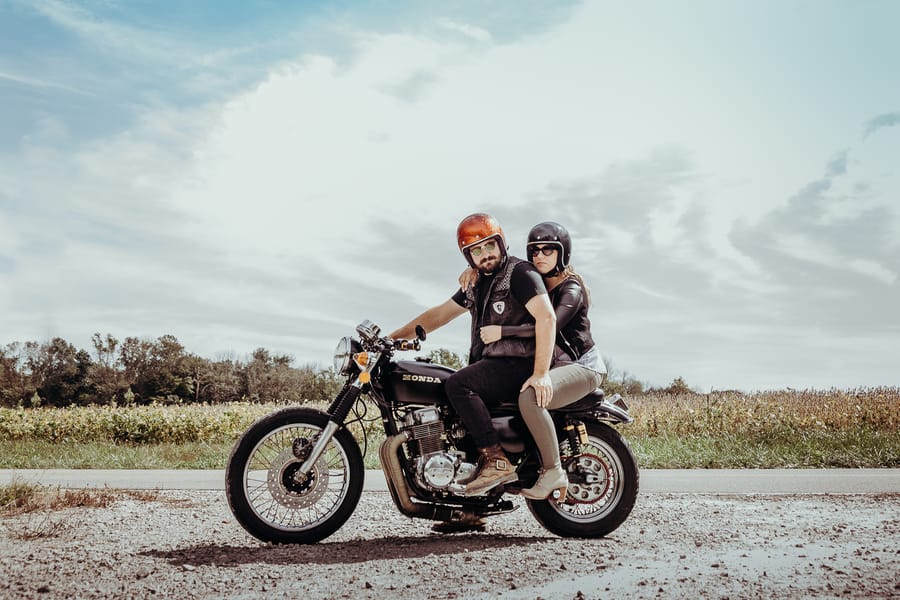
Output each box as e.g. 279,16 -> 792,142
1,491 -> 898,599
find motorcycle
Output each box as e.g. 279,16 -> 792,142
225,320 -> 639,544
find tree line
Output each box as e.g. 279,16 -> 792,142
0,332 -> 678,409
0,334 -> 344,408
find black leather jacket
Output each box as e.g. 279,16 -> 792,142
501,276 -> 594,361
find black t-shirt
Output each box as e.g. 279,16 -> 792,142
451,261 -> 545,310
451,260 -> 546,360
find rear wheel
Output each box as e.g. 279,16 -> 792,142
225,407 -> 364,544
527,422 -> 638,538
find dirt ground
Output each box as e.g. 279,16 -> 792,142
1,491 -> 897,599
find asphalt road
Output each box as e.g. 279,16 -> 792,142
2,468 -> 899,493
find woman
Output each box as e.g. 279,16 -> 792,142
460,221 -> 605,500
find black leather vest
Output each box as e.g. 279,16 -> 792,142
463,256 -> 535,361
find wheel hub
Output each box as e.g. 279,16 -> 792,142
566,452 -> 613,504
266,449 -> 329,509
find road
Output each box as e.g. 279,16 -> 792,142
2,468 -> 899,493
2,468 -> 898,598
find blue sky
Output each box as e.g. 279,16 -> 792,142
1,0 -> 898,391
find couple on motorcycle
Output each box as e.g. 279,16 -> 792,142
389,213 -> 606,515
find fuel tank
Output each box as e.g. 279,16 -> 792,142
382,360 -> 455,405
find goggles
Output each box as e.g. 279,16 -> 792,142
468,240 -> 498,258
529,245 -> 557,257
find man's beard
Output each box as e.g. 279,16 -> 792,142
476,256 -> 500,274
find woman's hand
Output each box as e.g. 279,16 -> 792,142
479,325 -> 502,344
458,267 -> 478,290
521,373 -> 554,408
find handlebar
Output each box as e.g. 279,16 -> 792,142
355,320 -> 425,352
393,339 -> 421,352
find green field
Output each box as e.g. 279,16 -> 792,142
1,387 -> 896,470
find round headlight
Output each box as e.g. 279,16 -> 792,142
333,336 -> 353,375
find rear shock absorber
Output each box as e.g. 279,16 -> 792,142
563,418 -> 588,458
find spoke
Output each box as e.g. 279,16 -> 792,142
242,421 -> 353,532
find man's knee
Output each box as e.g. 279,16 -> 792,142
444,370 -> 470,399
445,372 -> 460,390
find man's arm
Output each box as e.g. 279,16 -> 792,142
388,298 -> 467,340
520,293 -> 556,407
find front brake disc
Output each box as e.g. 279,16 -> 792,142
266,449 -> 329,509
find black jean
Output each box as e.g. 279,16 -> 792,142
443,357 -> 534,448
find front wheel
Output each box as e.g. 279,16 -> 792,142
225,407 -> 364,544
527,421 -> 639,538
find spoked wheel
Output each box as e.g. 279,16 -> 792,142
527,421 -> 638,538
225,407 -> 364,544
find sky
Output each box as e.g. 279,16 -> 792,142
1,0 -> 898,392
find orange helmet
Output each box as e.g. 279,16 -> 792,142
457,213 -> 507,269
457,213 -> 505,250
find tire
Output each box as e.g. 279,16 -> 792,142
527,421 -> 639,538
225,407 -> 364,544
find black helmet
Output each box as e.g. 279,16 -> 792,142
526,221 -> 571,275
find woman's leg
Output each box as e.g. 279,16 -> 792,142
518,364 -> 602,498
520,364 -> 602,468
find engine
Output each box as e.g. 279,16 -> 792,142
400,407 -> 477,492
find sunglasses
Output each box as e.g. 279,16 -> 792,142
529,245 -> 557,257
468,240 -> 498,258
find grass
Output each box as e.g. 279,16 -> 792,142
1,479 -> 117,540
0,479 -> 167,539
0,387 -> 896,470
0,440 -> 234,469
631,429 -> 897,468
0,438 -> 386,470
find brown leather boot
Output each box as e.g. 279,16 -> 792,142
462,444 -> 517,496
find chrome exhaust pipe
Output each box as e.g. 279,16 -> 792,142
378,432 -> 478,524
378,431 -> 427,517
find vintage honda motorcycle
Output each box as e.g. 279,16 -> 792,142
226,320 -> 639,544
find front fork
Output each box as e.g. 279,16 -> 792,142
295,381 -> 363,477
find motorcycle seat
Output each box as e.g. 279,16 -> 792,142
491,388 -> 605,416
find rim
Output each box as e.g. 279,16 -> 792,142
550,433 -> 625,522
242,423 -> 352,532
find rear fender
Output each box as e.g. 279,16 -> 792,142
556,391 -> 634,425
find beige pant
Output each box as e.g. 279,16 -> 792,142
518,364 -> 604,470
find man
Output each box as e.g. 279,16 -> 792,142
389,213 -> 556,498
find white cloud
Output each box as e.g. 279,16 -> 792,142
771,232 -> 896,285
2,2 -> 898,390
0,70 -> 94,96
25,0 -> 202,67
437,18 -> 493,43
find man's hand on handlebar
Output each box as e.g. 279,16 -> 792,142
393,338 -> 421,351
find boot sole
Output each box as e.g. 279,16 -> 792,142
461,473 -> 518,497
520,485 -> 568,501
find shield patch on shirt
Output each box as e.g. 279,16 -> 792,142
492,301 -> 505,315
